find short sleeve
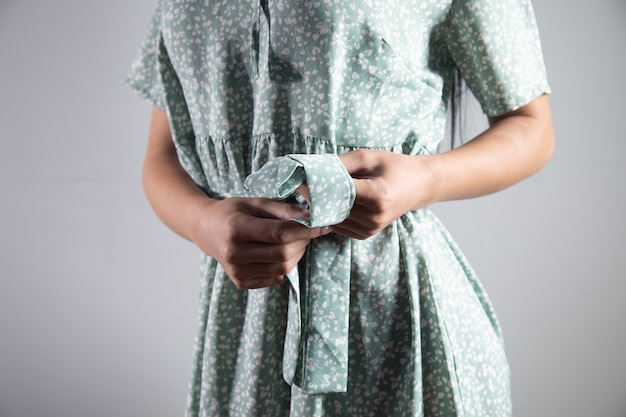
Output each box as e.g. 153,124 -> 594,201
444,0 -> 550,116
124,2 -> 166,110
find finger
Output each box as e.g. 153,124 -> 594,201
230,274 -> 288,290
338,210 -> 381,230
331,220 -> 373,240
246,276 -> 287,290
224,239 -> 309,264
295,182 -> 310,206
227,259 -> 299,283
236,216 -> 332,244
350,177 -> 385,209
247,198 -> 308,220
338,149 -> 369,176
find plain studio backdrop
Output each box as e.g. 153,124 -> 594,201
0,1 -> 624,416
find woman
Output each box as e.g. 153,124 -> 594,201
127,0 -> 554,415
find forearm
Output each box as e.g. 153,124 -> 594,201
140,108 -> 328,288
142,109 -> 216,244
422,94 -> 554,206
332,95 -> 554,239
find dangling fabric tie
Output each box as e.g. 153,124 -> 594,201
244,154 -> 355,394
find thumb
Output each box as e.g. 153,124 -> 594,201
350,176 -> 380,206
337,150 -> 363,176
338,149 -> 375,177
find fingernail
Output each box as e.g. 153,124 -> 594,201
321,226 -> 333,235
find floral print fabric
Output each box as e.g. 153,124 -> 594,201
245,154 -> 356,394
126,0 -> 550,415
244,154 -> 355,229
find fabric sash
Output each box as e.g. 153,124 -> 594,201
244,154 -> 355,394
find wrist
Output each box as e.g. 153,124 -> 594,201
186,196 -> 219,247
408,154 -> 440,209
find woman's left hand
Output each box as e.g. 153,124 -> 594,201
332,97 -> 554,240
333,149 -> 434,240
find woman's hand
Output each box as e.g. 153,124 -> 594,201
191,197 -> 330,289
333,95 -> 554,240
142,107 -> 330,290
333,150 -> 433,240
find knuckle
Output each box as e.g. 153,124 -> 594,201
228,274 -> 246,289
222,218 -> 239,240
370,214 -> 387,231
271,260 -> 295,276
269,225 -> 287,243
275,264 -> 292,276
221,245 -> 239,263
276,244 -> 300,263
276,203 -> 293,220
372,192 -> 392,214
225,266 -> 246,289
353,148 -> 367,160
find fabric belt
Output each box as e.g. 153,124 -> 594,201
244,154 -> 355,394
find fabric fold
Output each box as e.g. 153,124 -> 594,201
244,154 -> 355,228
244,153 -> 355,394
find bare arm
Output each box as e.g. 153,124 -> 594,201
142,108 -> 216,243
427,94 -> 554,203
142,107 -> 330,288
334,94 -> 554,239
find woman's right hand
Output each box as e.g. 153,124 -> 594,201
190,197 -> 331,289
143,107 -> 330,289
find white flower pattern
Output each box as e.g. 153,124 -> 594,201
245,154 -> 355,394
126,0 -> 550,415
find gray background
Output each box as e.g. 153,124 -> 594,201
0,0 -> 624,416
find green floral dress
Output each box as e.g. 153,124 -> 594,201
126,0 -> 549,415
